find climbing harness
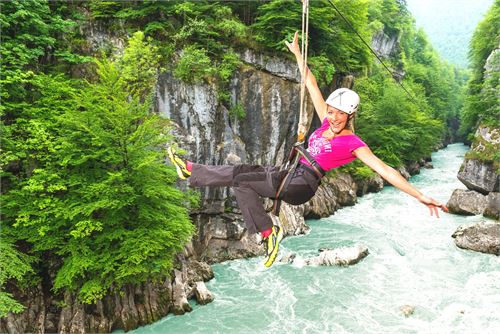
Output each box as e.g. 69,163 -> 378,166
271,143 -> 325,215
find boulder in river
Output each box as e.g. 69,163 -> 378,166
278,244 -> 369,266
192,281 -> 214,305
483,192 -> 500,220
458,159 -> 499,194
446,189 -> 488,215
399,305 -> 415,317
305,244 -> 369,266
452,221 -> 500,255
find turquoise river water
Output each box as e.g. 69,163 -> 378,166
127,143 -> 499,334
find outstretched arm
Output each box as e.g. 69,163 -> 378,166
285,31 -> 327,121
353,146 -> 448,217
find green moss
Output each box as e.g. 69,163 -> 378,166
465,126 -> 500,169
339,160 -> 376,180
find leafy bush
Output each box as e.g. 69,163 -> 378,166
2,33 -> 196,306
174,46 -> 213,84
229,103 -> 246,120
252,0 -> 371,73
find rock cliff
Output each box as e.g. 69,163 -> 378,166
447,45 -> 500,255
447,125 -> 500,220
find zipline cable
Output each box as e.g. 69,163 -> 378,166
325,0 -> 422,109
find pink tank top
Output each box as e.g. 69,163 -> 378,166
299,118 -> 367,171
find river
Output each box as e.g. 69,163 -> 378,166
126,143 -> 499,333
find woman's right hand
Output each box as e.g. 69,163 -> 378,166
285,31 -> 301,56
417,194 -> 449,218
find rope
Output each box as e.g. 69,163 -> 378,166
297,0 -> 309,144
326,0 -> 422,109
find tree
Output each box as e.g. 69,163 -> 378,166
460,0 -> 500,136
1,32 -> 196,306
252,0 -> 371,73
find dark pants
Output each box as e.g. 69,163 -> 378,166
189,163 -> 321,234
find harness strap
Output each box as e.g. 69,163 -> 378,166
295,146 -> 324,179
271,144 -> 325,216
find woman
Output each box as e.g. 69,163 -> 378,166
168,32 -> 448,268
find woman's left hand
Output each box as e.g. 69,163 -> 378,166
417,194 -> 449,218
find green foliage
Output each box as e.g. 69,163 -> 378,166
460,0 -> 500,136
174,46 -> 241,103
308,55 -> 336,87
218,50 -> 242,84
468,0 -> 500,74
229,103 -> 246,120
252,0 -> 372,73
174,46 -> 213,84
371,1 -> 466,143
378,0 -> 411,35
2,34 -> 196,305
88,0 -> 123,19
339,160 -> 377,180
0,0 -> 92,78
120,31 -> 162,99
355,73 -> 443,166
0,241 -> 35,317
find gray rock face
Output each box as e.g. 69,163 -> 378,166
0,258 -> 214,333
192,281 -> 214,305
239,49 -> 300,82
484,192 -> 500,220
302,173 -> 358,218
452,221 -> 500,255
457,125 -> 500,194
458,159 -> 499,194
191,213 -> 264,263
172,269 -> 192,315
396,166 -> 411,180
270,201 -> 310,236
447,189 -> 488,215
372,30 -> 399,59
484,45 -> 500,78
355,174 -> 384,197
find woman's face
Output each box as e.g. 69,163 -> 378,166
326,105 -> 350,134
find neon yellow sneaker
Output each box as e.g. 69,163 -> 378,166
263,225 -> 284,267
167,147 -> 191,179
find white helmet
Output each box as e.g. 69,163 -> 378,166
325,88 -> 360,114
